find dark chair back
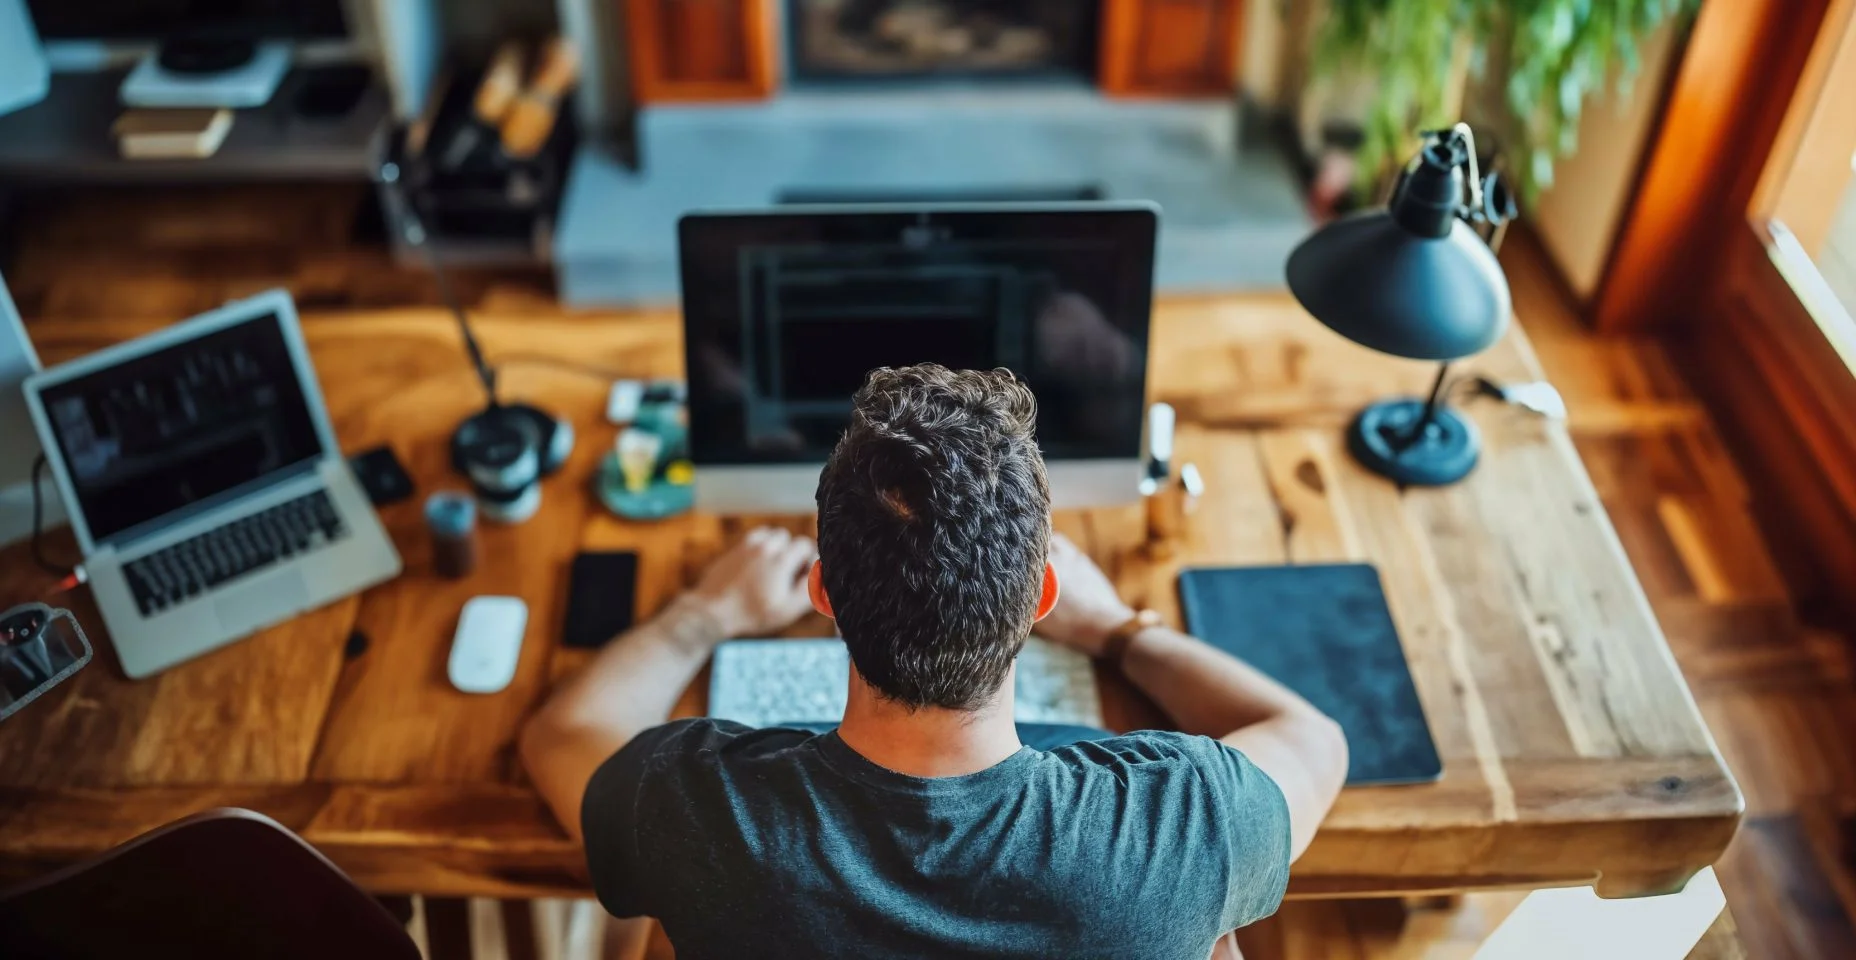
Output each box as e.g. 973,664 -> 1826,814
0,807 -> 420,960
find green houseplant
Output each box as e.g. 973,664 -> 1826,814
1313,0 -> 1699,201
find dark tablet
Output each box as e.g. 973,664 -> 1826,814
1179,564 -> 1442,786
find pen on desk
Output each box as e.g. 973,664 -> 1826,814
1180,462 -> 1204,514
1140,402 -> 1174,497
1144,404 -> 1185,551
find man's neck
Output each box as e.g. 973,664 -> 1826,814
835,666 -> 1021,778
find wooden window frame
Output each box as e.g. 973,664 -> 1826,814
1608,0 -> 1856,613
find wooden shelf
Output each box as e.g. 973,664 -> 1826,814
0,68 -> 390,184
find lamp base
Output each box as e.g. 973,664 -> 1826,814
1346,399 -> 1480,486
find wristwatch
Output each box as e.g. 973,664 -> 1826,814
1100,609 -> 1164,664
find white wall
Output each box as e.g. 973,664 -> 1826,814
1821,172 -> 1856,317
1527,22 -> 1681,300
1241,0 -> 1288,107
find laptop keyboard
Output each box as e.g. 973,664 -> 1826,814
123,490 -> 346,617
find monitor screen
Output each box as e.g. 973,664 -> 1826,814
681,207 -> 1157,466
26,0 -> 347,41
38,312 -> 325,544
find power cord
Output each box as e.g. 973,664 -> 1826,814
492,353 -> 630,384
30,454 -> 85,591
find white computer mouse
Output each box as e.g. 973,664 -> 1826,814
448,596 -> 528,694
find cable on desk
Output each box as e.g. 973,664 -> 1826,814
30,454 -> 84,592
493,354 -> 630,384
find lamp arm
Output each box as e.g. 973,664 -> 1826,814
1392,362 -> 1454,453
1449,122 -> 1483,214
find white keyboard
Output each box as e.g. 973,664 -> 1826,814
709,636 -> 1105,729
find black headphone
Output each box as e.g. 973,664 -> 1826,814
451,402 -> 573,523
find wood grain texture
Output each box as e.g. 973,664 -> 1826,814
1686,226 -> 1856,625
0,282 -> 1739,900
1098,0 -> 1242,97
1689,909 -> 1749,960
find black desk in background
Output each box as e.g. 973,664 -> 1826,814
0,68 -> 389,185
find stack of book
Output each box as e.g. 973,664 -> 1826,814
112,109 -> 234,160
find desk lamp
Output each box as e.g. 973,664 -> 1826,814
1286,123 -> 1514,485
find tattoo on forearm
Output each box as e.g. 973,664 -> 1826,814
651,595 -> 728,654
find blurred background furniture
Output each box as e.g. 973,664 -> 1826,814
0,808 -> 419,960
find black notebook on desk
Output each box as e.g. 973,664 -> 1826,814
1178,564 -> 1442,786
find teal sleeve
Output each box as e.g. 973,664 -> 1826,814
1191,737 -> 1294,930
581,719 -> 748,918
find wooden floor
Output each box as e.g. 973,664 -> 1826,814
4,184 -> 1854,958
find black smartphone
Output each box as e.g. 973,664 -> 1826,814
348,445 -> 415,506
562,552 -> 639,648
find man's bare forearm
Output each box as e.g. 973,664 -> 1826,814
520,594 -> 727,837
1118,626 -> 1319,736
539,594 -> 723,735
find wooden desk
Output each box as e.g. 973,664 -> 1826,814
0,297 -> 1741,899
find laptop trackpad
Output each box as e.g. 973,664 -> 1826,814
215,571 -> 310,636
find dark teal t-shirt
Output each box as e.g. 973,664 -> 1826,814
581,719 -> 1290,960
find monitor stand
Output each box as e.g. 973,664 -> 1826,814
694,459 -> 1142,515
120,41 -> 292,109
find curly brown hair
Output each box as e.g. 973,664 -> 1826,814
816,364 -> 1051,710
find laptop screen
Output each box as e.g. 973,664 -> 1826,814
38,311 -> 325,544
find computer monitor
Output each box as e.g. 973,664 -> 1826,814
680,204 -> 1159,514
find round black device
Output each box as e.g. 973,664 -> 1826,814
450,403 -> 574,484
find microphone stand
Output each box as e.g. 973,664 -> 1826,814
381,161 -> 571,481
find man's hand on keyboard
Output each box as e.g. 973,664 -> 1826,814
687,527 -> 818,640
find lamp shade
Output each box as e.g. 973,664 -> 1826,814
1286,209 -> 1512,361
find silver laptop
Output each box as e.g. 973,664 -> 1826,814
24,290 -> 402,678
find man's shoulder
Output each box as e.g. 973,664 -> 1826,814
585,720 -> 822,835
623,717 -> 817,766
1041,730 -> 1280,803
1048,729 -> 1241,767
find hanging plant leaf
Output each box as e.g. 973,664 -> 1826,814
1315,0 -> 1699,203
